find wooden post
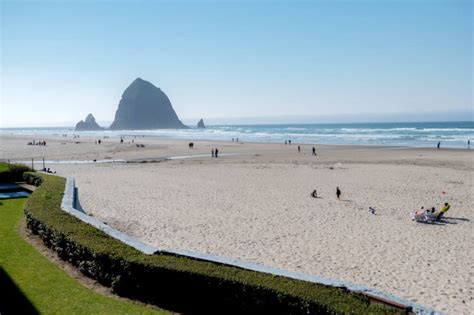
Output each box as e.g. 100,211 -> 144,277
42,157 -> 45,170
31,158 -> 34,171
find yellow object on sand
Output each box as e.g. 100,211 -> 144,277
440,204 -> 450,213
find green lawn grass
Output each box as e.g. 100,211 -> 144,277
0,163 -> 9,172
0,198 -> 167,314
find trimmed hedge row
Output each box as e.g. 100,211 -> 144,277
23,173 -> 43,186
24,173 -> 405,314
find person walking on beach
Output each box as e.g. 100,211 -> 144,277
211,149 -> 215,158
437,141 -> 441,149
336,187 -> 341,200
298,145 -> 301,153
312,147 -> 316,156
215,148 -> 219,158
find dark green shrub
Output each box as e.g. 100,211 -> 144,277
22,173 -> 43,186
0,163 -> 33,182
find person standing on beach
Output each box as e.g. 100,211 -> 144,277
437,141 -> 440,149
298,145 -> 301,153
215,148 -> 219,158
312,147 -> 316,156
211,149 -> 215,157
336,187 -> 341,199
468,140 -> 470,149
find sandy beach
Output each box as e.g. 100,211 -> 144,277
2,134 -> 473,313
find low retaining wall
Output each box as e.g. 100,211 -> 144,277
60,177 -> 440,315
61,178 -> 156,254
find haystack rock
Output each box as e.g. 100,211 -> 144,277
197,118 -> 205,128
109,78 -> 188,130
75,113 -> 103,131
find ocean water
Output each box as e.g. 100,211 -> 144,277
1,121 -> 473,149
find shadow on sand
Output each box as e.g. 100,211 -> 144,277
443,216 -> 470,222
418,216 -> 470,226
0,267 -> 39,314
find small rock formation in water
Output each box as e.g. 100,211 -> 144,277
110,78 -> 188,130
197,118 -> 205,129
75,113 -> 104,131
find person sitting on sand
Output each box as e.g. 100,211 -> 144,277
412,206 -> 426,221
311,190 -> 318,198
437,202 -> 450,220
425,207 -> 438,221
415,206 -> 425,215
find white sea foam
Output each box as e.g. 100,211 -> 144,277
1,122 -> 473,148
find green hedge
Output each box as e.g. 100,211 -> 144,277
0,162 -> 33,182
24,173 -> 406,314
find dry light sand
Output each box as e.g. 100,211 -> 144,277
1,134 -> 473,314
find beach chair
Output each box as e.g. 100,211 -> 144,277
424,212 -> 438,222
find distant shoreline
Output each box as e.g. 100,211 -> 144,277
1,133 -> 472,153
1,121 -> 472,149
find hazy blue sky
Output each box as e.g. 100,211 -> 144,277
1,0 -> 472,127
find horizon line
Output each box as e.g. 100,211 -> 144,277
1,120 -> 473,129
